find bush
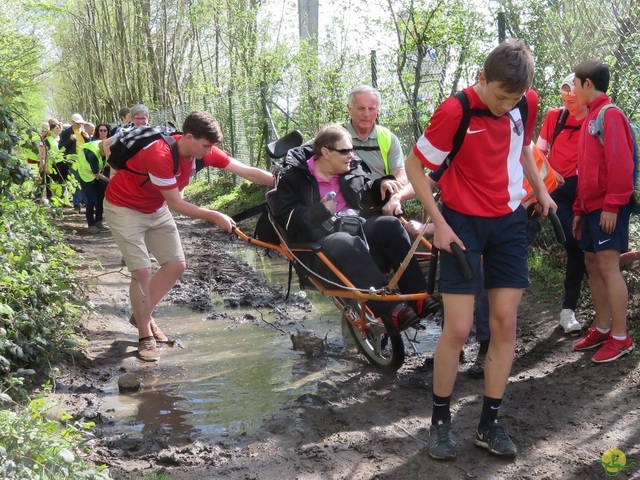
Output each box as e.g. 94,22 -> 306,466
0,197 -> 82,400
0,397 -> 111,479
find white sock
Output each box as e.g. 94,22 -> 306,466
612,334 -> 627,341
596,327 -> 610,334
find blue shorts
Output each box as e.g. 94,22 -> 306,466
579,206 -> 630,253
439,204 -> 529,294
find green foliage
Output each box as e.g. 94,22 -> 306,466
0,198 -> 81,400
0,397 -> 111,479
184,175 -> 269,216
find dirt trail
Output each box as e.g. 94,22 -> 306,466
53,212 -> 640,480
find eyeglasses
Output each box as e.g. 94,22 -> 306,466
326,147 -> 354,156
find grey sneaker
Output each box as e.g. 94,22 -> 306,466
468,340 -> 489,379
428,421 -> 457,460
87,225 -> 100,234
95,220 -> 110,232
130,314 -> 169,343
138,336 -> 159,362
474,421 -> 517,458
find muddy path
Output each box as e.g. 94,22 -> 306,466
53,212 -> 640,480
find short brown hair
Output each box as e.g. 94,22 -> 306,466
574,60 -> 610,93
313,124 -> 350,156
483,39 -> 534,93
182,111 -> 224,144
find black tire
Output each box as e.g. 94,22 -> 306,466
334,297 -> 405,371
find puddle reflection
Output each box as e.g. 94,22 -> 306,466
100,243 -> 440,445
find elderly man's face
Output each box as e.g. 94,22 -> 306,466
347,92 -> 379,135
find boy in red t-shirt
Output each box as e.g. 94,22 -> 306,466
104,111 -> 274,362
406,39 -> 556,461
536,74 -> 588,333
571,60 -> 635,363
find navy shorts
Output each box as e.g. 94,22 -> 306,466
579,205 -> 630,253
439,203 -> 529,294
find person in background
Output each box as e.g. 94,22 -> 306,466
130,104 -> 150,128
344,85 -> 406,216
59,113 -> 90,213
93,123 -> 111,141
406,39 -> 554,461
536,73 -> 588,333
104,111 -> 274,362
571,60 -> 635,363
78,140 -> 109,233
84,122 -> 95,139
109,106 -> 131,137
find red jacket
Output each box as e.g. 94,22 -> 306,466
573,94 -> 634,215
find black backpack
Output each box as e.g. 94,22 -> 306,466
107,125 -> 180,175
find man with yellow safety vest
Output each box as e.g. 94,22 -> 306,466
78,140 -> 110,233
344,85 -> 406,216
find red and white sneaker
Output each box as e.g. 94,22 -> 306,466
591,336 -> 634,363
573,327 -> 610,351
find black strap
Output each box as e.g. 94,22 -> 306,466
231,202 -> 267,222
163,134 -> 180,174
353,145 -> 381,152
550,108 -> 569,150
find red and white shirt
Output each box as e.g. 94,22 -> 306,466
413,86 -> 538,217
536,107 -> 584,179
106,134 -> 230,213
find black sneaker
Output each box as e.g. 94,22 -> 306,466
474,421 -> 517,458
428,420 -> 456,460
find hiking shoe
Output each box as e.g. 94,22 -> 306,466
87,225 -> 100,234
559,309 -> 581,333
591,336 -> 634,363
428,421 -> 456,460
386,303 -> 420,332
130,314 -> 169,343
468,340 -> 489,379
95,220 -> 110,232
574,327 -> 610,351
475,421 -> 517,458
138,336 -> 159,362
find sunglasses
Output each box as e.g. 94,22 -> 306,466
326,147 -> 354,156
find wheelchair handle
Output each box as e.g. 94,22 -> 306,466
450,242 -> 473,281
548,209 -> 566,245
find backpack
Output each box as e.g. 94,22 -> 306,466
549,107 -> 581,152
107,125 -> 179,174
594,104 -> 640,214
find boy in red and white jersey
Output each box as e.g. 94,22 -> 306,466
406,39 -> 556,461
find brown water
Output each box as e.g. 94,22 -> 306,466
100,246 -> 441,445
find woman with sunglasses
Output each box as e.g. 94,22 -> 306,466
93,123 -> 111,141
274,123 -> 430,332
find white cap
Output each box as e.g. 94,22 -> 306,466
70,113 -> 86,124
560,74 -> 576,96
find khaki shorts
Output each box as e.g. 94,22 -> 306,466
104,199 -> 185,271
